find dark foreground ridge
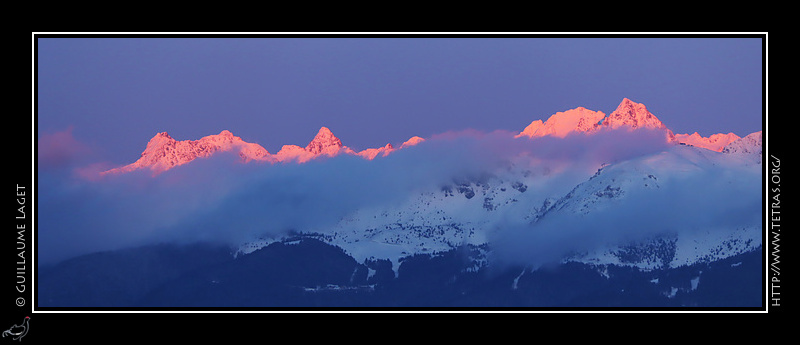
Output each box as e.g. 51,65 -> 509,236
37,237 -> 762,309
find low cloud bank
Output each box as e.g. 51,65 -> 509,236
488,152 -> 762,269
38,127 -> 683,264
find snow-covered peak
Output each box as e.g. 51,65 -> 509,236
101,130 -> 272,176
602,98 -> 668,131
399,136 -> 426,149
143,132 -> 175,150
722,131 -> 762,158
675,132 -> 740,152
305,127 -> 343,155
516,99 -> 676,142
516,107 -> 606,138
602,98 -> 676,142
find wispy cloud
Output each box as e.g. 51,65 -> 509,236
37,126 -> 91,171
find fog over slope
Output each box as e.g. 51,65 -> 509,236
37,122 -> 760,268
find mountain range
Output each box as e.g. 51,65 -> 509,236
101,126 -> 425,176
100,98 -> 747,176
41,98 -> 764,308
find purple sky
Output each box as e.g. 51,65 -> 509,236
36,36 -> 763,165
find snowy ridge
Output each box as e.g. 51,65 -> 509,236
103,98 -> 750,176
236,139 -> 762,273
722,131 -> 763,158
516,98 -> 752,149
531,145 -> 762,270
102,127 -> 425,176
674,132 -> 740,152
101,130 -> 273,175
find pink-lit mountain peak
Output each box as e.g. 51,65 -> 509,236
274,126 -> 347,163
516,98 -> 678,142
674,132 -> 741,152
602,98 -> 668,131
516,106 -> 606,138
101,126 -> 426,176
102,129 -> 272,176
305,126 -> 344,155
400,136 -> 425,149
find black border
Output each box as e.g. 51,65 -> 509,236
20,32 -> 773,341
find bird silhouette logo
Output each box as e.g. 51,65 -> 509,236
2,317 -> 29,341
